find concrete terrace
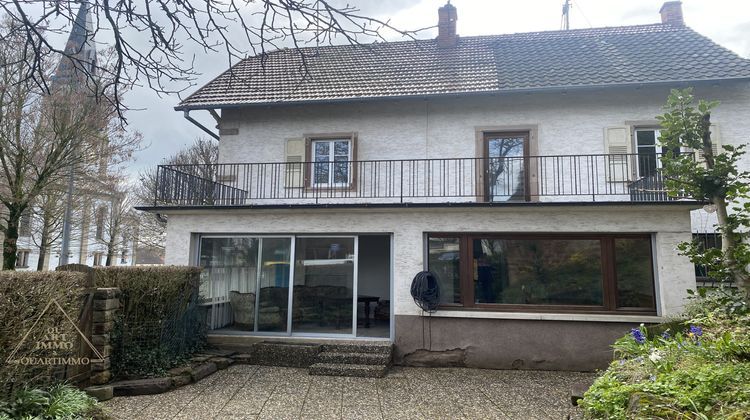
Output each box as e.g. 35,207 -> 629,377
103,364 -> 596,419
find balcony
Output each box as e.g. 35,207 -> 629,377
150,154 -> 695,208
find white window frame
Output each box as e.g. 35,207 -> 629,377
634,127 -> 662,177
311,138 -> 352,187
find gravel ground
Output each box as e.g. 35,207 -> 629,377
103,365 -> 596,419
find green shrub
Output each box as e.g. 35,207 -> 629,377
581,287 -> 750,419
0,272 -> 88,398
94,266 -> 205,378
0,384 -> 105,419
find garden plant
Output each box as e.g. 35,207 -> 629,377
0,384 -> 107,420
580,89 -> 750,418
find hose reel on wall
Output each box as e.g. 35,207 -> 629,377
410,271 -> 441,350
410,271 -> 441,313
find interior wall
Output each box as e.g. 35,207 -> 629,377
357,235 -> 390,300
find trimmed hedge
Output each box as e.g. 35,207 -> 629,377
0,271 -> 88,398
94,266 -> 205,378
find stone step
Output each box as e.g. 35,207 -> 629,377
234,342 -> 321,368
309,363 -> 388,378
321,343 -> 393,355
317,351 -> 392,365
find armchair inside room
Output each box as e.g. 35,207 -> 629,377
228,290 -> 256,330
257,286 -> 288,329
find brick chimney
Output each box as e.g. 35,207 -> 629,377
660,1 -> 684,26
437,2 -> 458,48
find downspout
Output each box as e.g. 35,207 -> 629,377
183,110 -> 220,140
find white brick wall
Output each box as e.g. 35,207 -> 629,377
214,82 -> 750,211
219,82 -> 750,166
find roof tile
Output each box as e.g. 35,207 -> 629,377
178,24 -> 750,109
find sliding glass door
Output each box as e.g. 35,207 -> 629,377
199,237 -> 259,331
292,237 -> 356,334
199,236 -> 292,333
199,235 -> 363,336
256,238 -> 292,332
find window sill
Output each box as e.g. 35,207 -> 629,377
429,309 -> 664,323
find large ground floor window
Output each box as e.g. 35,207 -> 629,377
427,233 -> 656,314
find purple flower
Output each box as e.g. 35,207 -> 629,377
630,328 -> 646,344
661,331 -> 671,340
689,325 -> 703,337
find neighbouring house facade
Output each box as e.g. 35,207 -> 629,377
143,2 -> 750,370
11,197 -> 139,271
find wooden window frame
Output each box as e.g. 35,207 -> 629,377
426,232 -> 657,315
303,133 -> 358,191
481,131 -> 531,202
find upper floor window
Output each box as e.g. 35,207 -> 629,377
634,128 -> 662,177
634,127 -> 682,177
19,210 -> 32,237
16,250 -> 30,268
483,131 -> 529,202
312,138 -> 352,187
95,206 -> 107,240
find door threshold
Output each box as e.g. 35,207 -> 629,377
207,332 -> 392,347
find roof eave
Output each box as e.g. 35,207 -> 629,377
173,76 -> 750,112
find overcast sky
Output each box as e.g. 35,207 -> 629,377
118,0 -> 750,175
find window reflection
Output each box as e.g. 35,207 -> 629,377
473,238 -> 603,306
292,237 -> 355,333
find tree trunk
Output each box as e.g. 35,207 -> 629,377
105,230 -> 117,266
105,246 -> 114,266
37,222 -> 50,271
701,113 -> 749,294
2,207 -> 22,270
713,196 -> 748,293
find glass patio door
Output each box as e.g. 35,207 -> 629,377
292,237 -> 356,335
199,237 -> 259,331
256,238 -> 292,332
200,235 -> 361,336
199,236 -> 292,333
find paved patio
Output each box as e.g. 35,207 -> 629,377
103,365 -> 595,419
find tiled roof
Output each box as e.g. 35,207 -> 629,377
177,23 -> 750,109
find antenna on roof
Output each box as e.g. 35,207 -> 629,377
561,0 -> 572,30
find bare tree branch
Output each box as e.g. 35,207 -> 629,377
0,0 -> 424,119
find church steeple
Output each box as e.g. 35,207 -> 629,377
53,0 -> 97,86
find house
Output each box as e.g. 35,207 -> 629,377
143,1 -> 750,371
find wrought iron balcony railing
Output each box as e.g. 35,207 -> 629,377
152,154 -> 692,207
